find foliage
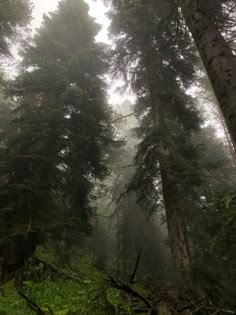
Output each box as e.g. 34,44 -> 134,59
0,0 -> 235,311
192,193 -> 236,308
0,252 -> 141,315
0,0 -> 32,57
108,0 -> 236,300
0,0 -> 113,280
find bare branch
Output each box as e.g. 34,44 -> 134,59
112,109 -> 142,124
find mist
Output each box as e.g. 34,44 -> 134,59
0,0 -> 236,314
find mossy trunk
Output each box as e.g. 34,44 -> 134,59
180,0 -> 236,144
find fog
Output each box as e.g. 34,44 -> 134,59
0,0 -> 236,313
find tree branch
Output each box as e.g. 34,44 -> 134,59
112,109 -> 142,124
129,252 -> 142,284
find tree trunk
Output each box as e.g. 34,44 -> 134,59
151,105 -> 192,294
0,234 -> 37,284
159,143 -> 192,293
180,0 -> 236,144
220,114 -> 236,167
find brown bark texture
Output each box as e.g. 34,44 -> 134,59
152,104 -> 192,294
180,0 -> 236,144
158,143 -> 192,293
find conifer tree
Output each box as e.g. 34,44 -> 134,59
108,0 -> 203,293
0,0 -> 112,279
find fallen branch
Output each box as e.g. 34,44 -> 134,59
35,257 -> 83,283
17,290 -> 47,315
106,276 -> 157,315
202,308 -> 234,315
177,296 -> 207,313
177,297 -> 234,315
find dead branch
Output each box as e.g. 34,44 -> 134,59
34,257 -> 83,283
129,252 -> 142,284
17,290 -> 47,315
177,296 -> 207,313
122,163 -> 136,169
112,109 -> 142,124
106,276 -> 157,314
177,297 -> 235,315
202,308 -> 234,315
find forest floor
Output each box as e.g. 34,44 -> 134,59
0,247 -> 228,315
0,247 -> 149,315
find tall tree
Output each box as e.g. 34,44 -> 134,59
196,72 -> 236,166
178,0 -> 236,145
109,0 -> 202,293
0,0 -> 112,280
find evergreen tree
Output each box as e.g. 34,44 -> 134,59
0,0 -> 112,280
108,0 -> 203,294
108,0 -> 236,298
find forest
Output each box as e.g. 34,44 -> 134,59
0,0 -> 236,314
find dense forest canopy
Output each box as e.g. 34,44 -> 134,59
0,0 -> 235,314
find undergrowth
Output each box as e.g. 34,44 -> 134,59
0,247 -> 141,315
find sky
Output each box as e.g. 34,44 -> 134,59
31,0 -> 133,104
32,0 -> 110,43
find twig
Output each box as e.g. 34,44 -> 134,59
122,164 -> 136,169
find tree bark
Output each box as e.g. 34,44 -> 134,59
158,144 -> 192,293
151,104 -> 192,294
220,114 -> 236,167
180,0 -> 236,144
0,234 -> 37,284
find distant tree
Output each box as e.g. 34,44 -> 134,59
92,100 -> 171,281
